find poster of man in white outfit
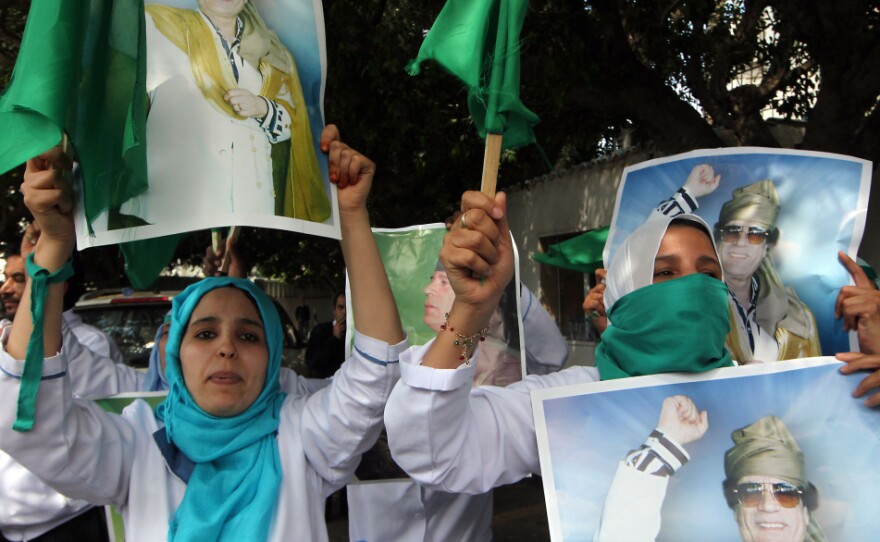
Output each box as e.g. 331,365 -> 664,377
75,0 -> 338,249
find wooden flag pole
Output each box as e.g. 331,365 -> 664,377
219,225 -> 242,275
480,134 -> 502,197
211,229 -> 222,255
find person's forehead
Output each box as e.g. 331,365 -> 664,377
660,224 -> 717,255
3,256 -> 24,278
191,287 -> 261,319
3,255 -> 24,273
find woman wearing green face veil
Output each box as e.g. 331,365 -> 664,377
597,213 -> 734,380
0,127 -> 406,541
384,189 -> 736,505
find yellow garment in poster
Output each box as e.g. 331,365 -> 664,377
146,4 -> 330,222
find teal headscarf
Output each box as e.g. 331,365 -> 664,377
141,311 -> 172,392
156,277 -> 287,541
598,214 -> 734,380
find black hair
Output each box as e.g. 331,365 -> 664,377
333,291 -> 345,306
62,252 -> 86,312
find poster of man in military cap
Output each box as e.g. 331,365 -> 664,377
532,358 -> 880,541
604,148 -> 872,356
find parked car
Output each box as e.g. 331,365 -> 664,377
74,288 -> 301,369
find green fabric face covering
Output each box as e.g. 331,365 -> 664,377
597,273 -> 733,380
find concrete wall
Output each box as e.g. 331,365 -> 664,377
506,148 -> 654,301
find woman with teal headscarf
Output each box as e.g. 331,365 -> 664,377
385,191 -> 736,502
0,126 -> 406,541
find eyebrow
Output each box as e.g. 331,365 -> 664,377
653,254 -> 680,265
239,317 -> 264,328
653,254 -> 721,267
697,255 -> 722,267
189,316 -> 264,328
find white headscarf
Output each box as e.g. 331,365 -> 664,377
604,214 -> 721,310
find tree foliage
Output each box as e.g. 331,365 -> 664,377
0,0 -> 877,289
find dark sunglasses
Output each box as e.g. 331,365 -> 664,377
719,225 -> 770,245
733,482 -> 803,508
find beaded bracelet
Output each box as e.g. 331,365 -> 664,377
441,313 -> 488,365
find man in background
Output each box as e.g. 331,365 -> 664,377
305,292 -> 346,378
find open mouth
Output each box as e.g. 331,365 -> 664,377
208,371 -> 243,385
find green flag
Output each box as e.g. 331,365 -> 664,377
0,0 -> 148,224
0,0 -> 182,288
532,226 -> 609,274
407,0 -> 538,150
121,234 -> 184,290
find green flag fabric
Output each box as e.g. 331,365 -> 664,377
0,0 -> 183,289
407,0 -> 538,150
0,0 -> 149,225
120,234 -> 184,290
532,226 -> 609,274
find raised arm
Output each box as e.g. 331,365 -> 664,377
421,190 -> 515,368
385,190 -> 577,494
652,163 -> 719,219
0,147 -> 137,506
7,147 -> 74,360
323,125 -> 404,344
298,125 -> 406,488
595,396 -> 707,542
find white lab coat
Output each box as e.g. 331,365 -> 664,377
0,331 -> 405,542
0,322 -> 143,541
385,340 -> 599,495
346,285 -> 570,541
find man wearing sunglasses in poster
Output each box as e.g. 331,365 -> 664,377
595,396 -> 826,542
658,169 -> 821,363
